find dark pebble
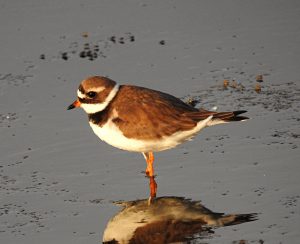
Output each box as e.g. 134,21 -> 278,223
119,37 -> 125,44
110,36 -> 116,43
61,52 -> 68,60
86,50 -> 93,57
40,54 -> 45,60
79,51 -> 86,58
130,35 -> 135,42
159,40 -> 165,45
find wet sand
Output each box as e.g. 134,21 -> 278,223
1,1 -> 299,243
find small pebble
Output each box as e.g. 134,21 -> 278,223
255,84 -> 261,93
119,37 -> 125,44
256,74 -> 264,83
159,40 -> 165,45
130,35 -> 135,42
186,98 -> 198,107
79,51 -> 86,58
110,36 -> 116,43
61,52 -> 68,60
81,32 -> 89,38
86,50 -> 93,57
94,45 -> 99,52
223,79 -> 229,89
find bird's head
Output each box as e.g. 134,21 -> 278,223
67,76 -> 119,114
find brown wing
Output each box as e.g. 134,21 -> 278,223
110,85 -> 199,140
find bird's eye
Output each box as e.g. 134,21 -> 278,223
87,91 -> 97,98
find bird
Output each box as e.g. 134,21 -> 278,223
68,76 -> 248,179
102,196 -> 257,243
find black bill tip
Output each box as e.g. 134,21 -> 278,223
67,104 -> 75,110
67,100 -> 81,110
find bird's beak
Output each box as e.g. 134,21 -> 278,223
67,100 -> 81,110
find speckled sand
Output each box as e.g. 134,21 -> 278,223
1,1 -> 299,243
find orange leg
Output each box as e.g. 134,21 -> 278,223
142,152 -> 155,177
149,176 -> 157,199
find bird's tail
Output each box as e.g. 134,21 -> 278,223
217,213 -> 258,226
185,109 -> 249,126
211,110 -> 249,122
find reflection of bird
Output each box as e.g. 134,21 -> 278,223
68,76 -> 248,178
103,196 -> 257,244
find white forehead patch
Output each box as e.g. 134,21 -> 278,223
77,89 -> 85,99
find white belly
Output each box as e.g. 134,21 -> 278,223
89,115 -> 213,152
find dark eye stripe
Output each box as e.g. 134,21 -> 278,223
87,91 -> 97,98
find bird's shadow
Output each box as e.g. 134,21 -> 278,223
102,177 -> 258,244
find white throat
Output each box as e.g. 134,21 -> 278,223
80,84 -> 119,114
